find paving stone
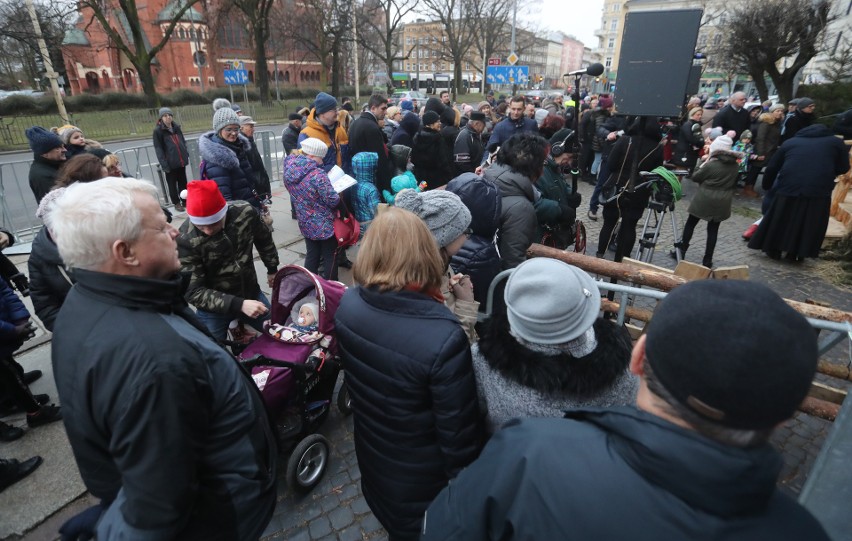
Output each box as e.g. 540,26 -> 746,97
350,496 -> 371,515
338,483 -> 359,502
337,526 -> 364,541
328,505 -> 355,530
309,516 -> 332,539
300,502 -> 323,522
360,514 -> 384,535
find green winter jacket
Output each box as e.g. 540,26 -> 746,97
534,158 -> 577,240
687,151 -> 741,222
178,202 -> 279,316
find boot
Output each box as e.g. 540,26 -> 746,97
741,185 -> 759,198
669,242 -> 688,260
702,256 -> 713,268
0,456 -> 43,493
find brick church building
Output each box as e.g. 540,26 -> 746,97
61,0 -> 326,95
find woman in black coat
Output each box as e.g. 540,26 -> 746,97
673,107 -> 704,174
596,117 -> 664,259
411,111 -> 455,190
748,124 -> 849,261
335,208 -> 483,541
389,112 -> 420,148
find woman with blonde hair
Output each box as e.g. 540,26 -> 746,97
335,207 -> 483,541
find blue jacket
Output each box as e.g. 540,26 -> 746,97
351,152 -> 381,227
447,173 -> 502,305
198,132 -> 260,208
763,124 -> 850,198
484,116 -> 538,159
0,277 -> 29,356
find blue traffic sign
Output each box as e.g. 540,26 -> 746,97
486,66 -> 529,85
224,69 -> 248,85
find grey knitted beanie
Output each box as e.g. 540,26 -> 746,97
394,189 -> 471,248
213,107 -> 240,134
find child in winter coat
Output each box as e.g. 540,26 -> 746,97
732,130 -> 754,184
672,135 -> 742,268
283,138 -> 341,280
383,173 -> 422,205
351,152 -> 380,233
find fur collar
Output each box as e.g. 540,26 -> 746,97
198,131 -> 251,170
478,316 -> 633,398
709,149 -> 743,162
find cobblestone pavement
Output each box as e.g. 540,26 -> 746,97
260,174 -> 851,539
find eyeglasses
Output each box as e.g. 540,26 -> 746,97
464,227 -> 474,237
222,127 -> 240,133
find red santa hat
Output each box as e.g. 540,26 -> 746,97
186,180 -> 227,225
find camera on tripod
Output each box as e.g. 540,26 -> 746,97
637,167 -> 687,210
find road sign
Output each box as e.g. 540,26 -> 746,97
224,69 -> 248,85
507,52 -> 519,66
488,58 -> 501,66
486,66 -> 529,86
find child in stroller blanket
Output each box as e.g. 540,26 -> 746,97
267,303 -> 321,342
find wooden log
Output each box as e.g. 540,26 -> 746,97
799,396 -> 841,422
809,381 -> 847,406
526,244 -> 688,291
622,257 -> 673,275
674,261 -> 712,280
786,299 -> 852,324
712,265 -> 750,281
624,323 -> 644,341
600,300 -> 654,322
818,360 -> 852,382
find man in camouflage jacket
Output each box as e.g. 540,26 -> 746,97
178,181 -> 279,340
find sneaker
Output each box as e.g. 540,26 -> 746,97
587,209 -> 598,221
23,370 -> 42,385
0,456 -> 43,493
0,394 -> 50,416
0,421 -> 24,442
26,404 -> 62,428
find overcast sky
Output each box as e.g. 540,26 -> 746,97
520,0 -> 605,46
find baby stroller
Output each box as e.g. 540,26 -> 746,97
239,265 -> 347,493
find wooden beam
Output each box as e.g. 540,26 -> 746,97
600,300 -> 654,322
712,265 -> 750,280
808,381 -> 847,406
674,261 -> 712,280
800,396 -> 841,422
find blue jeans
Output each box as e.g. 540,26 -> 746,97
589,156 -> 611,213
195,291 -> 271,341
591,152 -> 602,175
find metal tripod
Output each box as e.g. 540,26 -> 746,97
633,195 -> 682,264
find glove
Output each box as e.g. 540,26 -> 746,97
59,502 -> 105,541
10,273 -> 29,297
566,192 -> 582,209
14,321 -> 35,339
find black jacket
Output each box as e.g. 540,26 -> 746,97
28,155 -> 63,204
27,226 -> 73,331
411,127 -> 454,189
390,113 -> 420,148
673,119 -> 704,168
453,125 -> 485,175
52,270 -> 277,540
335,286 -> 483,540
244,134 -> 271,197
780,110 -> 815,144
422,408 -> 830,541
152,121 -> 188,172
762,124 -> 850,197
602,123 -> 665,211
281,122 -> 301,154
447,173 -> 502,305
348,112 -> 395,196
712,104 -> 751,139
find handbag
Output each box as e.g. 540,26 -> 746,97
333,201 -> 360,248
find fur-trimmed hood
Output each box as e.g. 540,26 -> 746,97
198,131 -> 251,170
478,316 -> 634,398
708,149 -> 743,162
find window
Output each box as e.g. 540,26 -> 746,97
697,34 -> 708,47
718,13 -> 727,25
713,34 -> 722,46
608,37 -> 615,49
605,57 -> 612,69
610,19 -> 617,31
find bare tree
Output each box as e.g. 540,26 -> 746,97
0,0 -> 73,90
416,0 -> 477,98
355,0 -> 418,93
720,0 -> 834,103
77,0 -> 203,106
467,0 -> 512,92
820,34 -> 852,84
225,0 -> 275,103
279,0 -> 350,95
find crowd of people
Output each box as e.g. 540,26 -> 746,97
0,86 -> 848,540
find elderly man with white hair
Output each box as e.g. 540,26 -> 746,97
47,178 -> 276,541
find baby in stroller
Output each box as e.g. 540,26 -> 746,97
238,265 -> 347,493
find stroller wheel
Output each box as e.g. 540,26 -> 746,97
286,434 -> 330,493
337,380 -> 353,416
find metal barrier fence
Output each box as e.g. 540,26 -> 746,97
0,102 -> 294,150
0,129 -> 285,242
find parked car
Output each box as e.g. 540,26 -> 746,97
523,90 -> 548,107
388,90 -> 429,107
